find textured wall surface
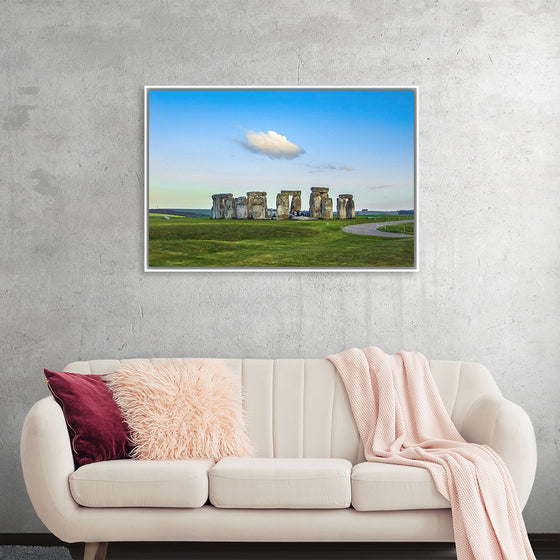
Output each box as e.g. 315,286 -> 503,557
1,0 -> 559,533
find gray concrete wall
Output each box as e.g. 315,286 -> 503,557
1,0 -> 558,533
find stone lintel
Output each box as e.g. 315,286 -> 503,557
212,193 -> 233,199
339,194 -> 353,198
281,190 -> 302,196
247,191 -> 267,196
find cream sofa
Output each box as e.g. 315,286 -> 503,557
21,358 -> 537,560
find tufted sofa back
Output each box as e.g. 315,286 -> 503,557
64,358 -> 502,464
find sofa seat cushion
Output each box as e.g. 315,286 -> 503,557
351,462 -> 450,511
69,459 -> 214,508
209,458 -> 352,509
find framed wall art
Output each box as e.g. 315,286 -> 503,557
144,86 -> 417,271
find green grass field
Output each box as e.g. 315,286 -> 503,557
148,214 -> 415,268
378,222 -> 415,235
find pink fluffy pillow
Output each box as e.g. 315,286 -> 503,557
105,359 -> 252,461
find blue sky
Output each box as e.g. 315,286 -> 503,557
148,88 -> 415,211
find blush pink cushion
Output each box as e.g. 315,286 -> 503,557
105,359 -> 252,461
44,369 -> 131,467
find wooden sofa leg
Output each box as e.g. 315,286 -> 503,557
83,542 -> 108,560
84,542 -> 98,560
96,542 -> 108,560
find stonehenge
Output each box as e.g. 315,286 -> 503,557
336,194 -> 355,219
247,191 -> 268,220
210,191 -> 268,220
211,193 -> 235,219
309,187 -> 333,219
212,192 -> 268,220
276,190 -> 302,219
211,188 -> 353,220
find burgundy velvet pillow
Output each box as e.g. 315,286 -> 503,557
44,369 -> 131,467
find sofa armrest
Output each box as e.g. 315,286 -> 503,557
460,394 -> 537,509
21,397 -> 80,540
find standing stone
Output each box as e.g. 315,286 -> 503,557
309,187 -> 331,219
309,190 -> 322,218
337,197 -> 347,219
276,190 -> 302,219
247,191 -> 268,219
337,194 -> 355,219
309,187 -> 329,218
322,197 -> 333,220
211,195 -> 221,219
224,195 -> 236,219
290,193 -> 302,214
235,196 -> 247,219
345,196 -> 355,219
276,192 -> 290,220
211,193 -> 233,219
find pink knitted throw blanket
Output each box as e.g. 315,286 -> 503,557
327,347 -> 535,560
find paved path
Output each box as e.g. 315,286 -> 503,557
342,220 -> 414,238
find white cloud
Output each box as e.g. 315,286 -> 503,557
236,130 -> 305,159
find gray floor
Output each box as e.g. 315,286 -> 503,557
0,546 -> 71,560
63,541 -> 558,560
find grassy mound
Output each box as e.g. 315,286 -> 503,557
148,215 -> 414,268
